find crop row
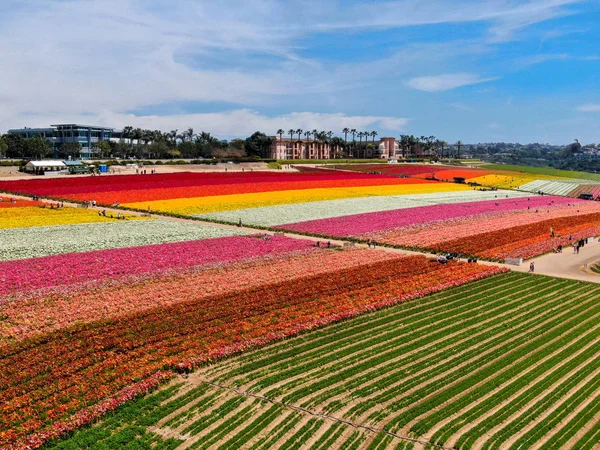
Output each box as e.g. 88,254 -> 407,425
211,271 -> 527,383
204,273 -> 599,449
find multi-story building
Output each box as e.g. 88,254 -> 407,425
269,137 -> 342,160
8,124 -> 119,159
269,136 -> 400,160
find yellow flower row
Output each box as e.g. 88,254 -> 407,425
124,183 -> 472,215
466,173 -> 555,190
0,207 -> 146,229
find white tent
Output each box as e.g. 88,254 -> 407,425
24,160 -> 68,175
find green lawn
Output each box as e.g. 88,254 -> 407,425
45,272 -> 600,450
482,163 -> 600,181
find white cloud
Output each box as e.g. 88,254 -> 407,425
577,104 -> 600,112
2,110 -> 409,139
407,73 -> 497,92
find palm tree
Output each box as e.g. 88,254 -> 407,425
327,131 -> 334,141
304,130 -> 311,140
455,140 -> 463,159
132,128 -> 142,146
169,129 -> 178,145
312,129 -> 318,142
350,129 -> 357,143
277,129 -> 284,142
122,126 -> 133,146
357,132 -> 364,150
371,131 -> 378,144
342,128 -> 350,143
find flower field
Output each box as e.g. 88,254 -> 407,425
334,163 -> 600,197
274,195 -> 600,260
47,272 -> 600,450
0,235 -> 502,449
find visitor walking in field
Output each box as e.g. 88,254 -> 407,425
529,262 -> 535,272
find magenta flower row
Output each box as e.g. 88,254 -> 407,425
278,195 -> 581,236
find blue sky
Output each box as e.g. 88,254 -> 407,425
1,0 -> 599,144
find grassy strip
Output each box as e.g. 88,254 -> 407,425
481,164 -> 600,181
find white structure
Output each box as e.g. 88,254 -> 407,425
24,160 -> 68,175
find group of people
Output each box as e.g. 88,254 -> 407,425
136,169 -> 157,174
367,239 -> 377,249
81,200 -> 97,208
315,241 -> 332,248
43,202 -> 64,209
97,209 -> 126,220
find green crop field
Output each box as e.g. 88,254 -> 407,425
45,272 -> 600,450
481,163 -> 600,181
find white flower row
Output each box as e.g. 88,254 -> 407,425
518,179 -> 596,196
195,189 -> 532,227
0,220 -> 247,261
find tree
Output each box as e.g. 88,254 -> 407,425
455,140 -> 463,158
92,141 -> 111,158
342,127 -> 350,143
0,135 -> 8,159
178,141 -> 196,158
4,133 -> 26,158
245,131 -> 273,157
26,136 -> 51,160
371,130 -> 378,144
122,126 -> 133,146
276,129 -> 284,145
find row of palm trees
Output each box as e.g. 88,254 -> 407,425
121,127 -> 199,146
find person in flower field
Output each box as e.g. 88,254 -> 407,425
529,262 -> 535,272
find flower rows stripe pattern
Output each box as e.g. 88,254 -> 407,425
65,177 -> 429,205
0,220 -> 248,261
366,201 -> 600,248
0,235 -> 314,297
195,190 -> 532,227
0,254 -> 504,449
123,183 -> 472,215
0,248 -> 400,343
277,195 -> 581,236
0,171 -> 416,198
0,206 -> 146,229
425,212 -> 600,259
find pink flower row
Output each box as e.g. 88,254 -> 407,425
368,202 -> 600,248
278,195 -> 580,236
1,249 -> 398,343
0,235 -> 313,296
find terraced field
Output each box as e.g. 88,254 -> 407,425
48,272 -> 600,450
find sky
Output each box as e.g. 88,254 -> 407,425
1,0 -> 599,144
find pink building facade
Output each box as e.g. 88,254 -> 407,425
269,136 -> 400,160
